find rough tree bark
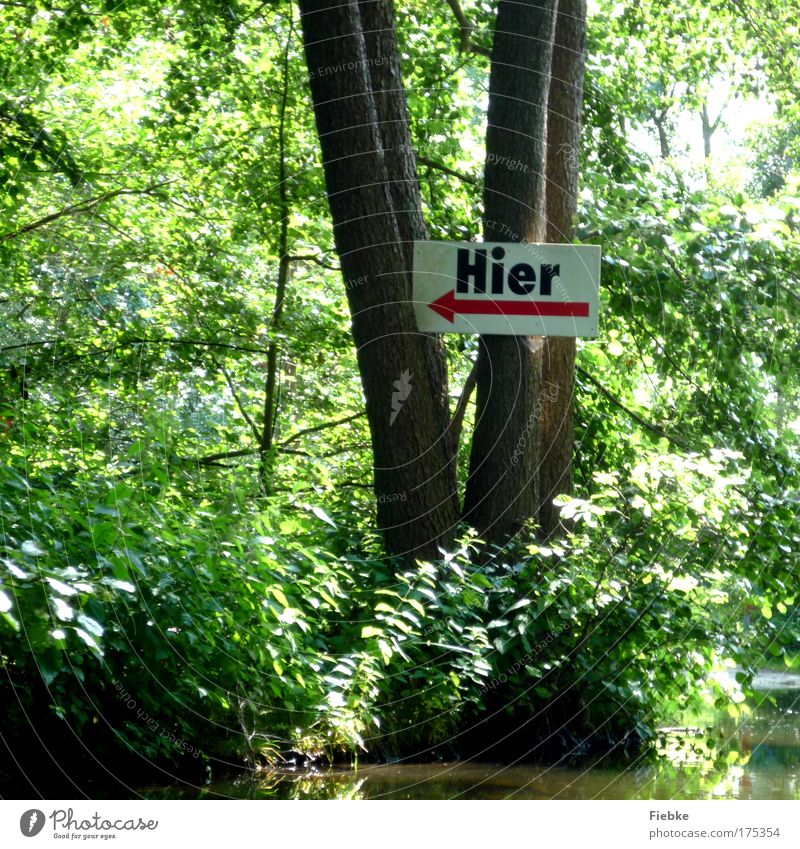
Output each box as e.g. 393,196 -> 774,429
461,0 -> 558,541
652,107 -> 671,160
537,0 -> 588,539
298,0 -> 459,558
357,0 -> 456,467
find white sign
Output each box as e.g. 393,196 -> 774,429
412,241 -> 600,336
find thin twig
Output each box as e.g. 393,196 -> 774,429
417,155 -> 480,185
287,253 -> 340,271
0,180 -> 174,242
260,13 -> 295,470
337,480 -> 374,489
279,411 -> 365,447
215,358 -> 261,442
448,357 -> 478,449
179,412 -> 366,467
444,0 -> 492,56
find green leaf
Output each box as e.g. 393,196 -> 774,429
76,613 -> 103,637
406,597 -> 426,616
73,627 -> 102,653
269,587 -> 289,608
470,572 -> 493,589
308,505 -> 336,528
378,638 -> 393,664
21,540 -> 46,557
47,578 -> 79,597
53,598 -> 74,622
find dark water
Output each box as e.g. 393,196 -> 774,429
142,676 -> 800,800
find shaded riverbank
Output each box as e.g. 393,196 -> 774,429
139,674 -> 800,800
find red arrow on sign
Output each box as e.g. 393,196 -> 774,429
428,289 -> 590,323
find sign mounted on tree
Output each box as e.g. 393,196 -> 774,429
412,241 -> 600,337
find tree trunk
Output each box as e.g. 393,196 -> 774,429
537,0 -> 588,539
462,0 -> 557,541
261,18 -> 294,491
653,109 -> 670,159
298,0 -> 459,558
357,0 -> 457,462
701,102 -> 722,160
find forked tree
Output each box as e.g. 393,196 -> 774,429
298,0 -> 587,555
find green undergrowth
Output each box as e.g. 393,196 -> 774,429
2,442 -> 796,784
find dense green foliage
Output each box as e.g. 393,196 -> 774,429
1,0 -> 799,789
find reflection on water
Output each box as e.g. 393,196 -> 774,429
141,683 -> 800,800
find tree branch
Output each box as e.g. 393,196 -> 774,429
0,98 -> 85,187
214,358 -> 261,442
448,357 -> 478,450
0,339 -> 60,354
177,412 -> 367,467
185,447 -> 259,466
444,0 -> 492,56
279,411 -> 366,447
0,180 -> 175,242
417,155 -> 480,185
576,365 -> 692,450
260,13 -> 295,474
287,253 -> 340,271
337,479 -> 374,489
321,442 -> 370,458
0,336 -> 267,358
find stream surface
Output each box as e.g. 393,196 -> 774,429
141,672 -> 800,800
